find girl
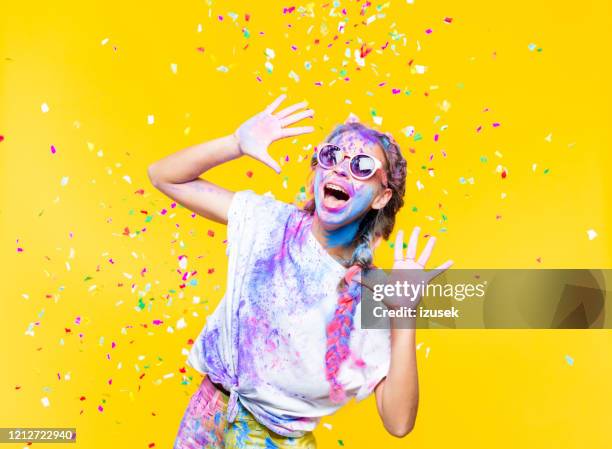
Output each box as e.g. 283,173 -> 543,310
147,94 -> 453,448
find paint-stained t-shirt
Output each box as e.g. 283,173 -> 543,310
187,189 -> 391,437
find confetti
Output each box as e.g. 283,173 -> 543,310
586,229 -> 598,240
565,355 -> 574,366
147,115 -> 155,125
41,102 -> 50,113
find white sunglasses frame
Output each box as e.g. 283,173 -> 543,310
316,143 -> 386,183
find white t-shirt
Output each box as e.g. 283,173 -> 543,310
187,190 -> 391,437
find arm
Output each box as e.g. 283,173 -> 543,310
147,93 -> 315,224
147,134 -> 240,224
374,326 -> 418,438
374,227 -> 454,437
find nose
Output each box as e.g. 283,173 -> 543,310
332,156 -> 351,178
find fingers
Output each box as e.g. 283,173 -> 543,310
280,126 -> 315,138
275,100 -> 309,119
257,152 -> 281,174
264,94 -> 287,114
279,109 -> 314,127
428,259 -> 454,281
417,236 -> 436,266
406,226 -> 420,260
394,230 -> 404,261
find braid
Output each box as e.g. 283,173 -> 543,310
324,216 -> 378,403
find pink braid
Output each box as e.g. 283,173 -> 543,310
325,264 -> 362,403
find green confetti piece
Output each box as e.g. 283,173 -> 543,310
338,440 -> 344,446
411,206 -> 418,212
128,209 -> 135,215
414,133 -> 423,142
84,276 -> 93,282
145,215 -> 153,223
480,156 -> 488,163
137,298 -> 145,310
543,168 -> 550,174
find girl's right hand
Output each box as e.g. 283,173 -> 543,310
233,94 -> 315,173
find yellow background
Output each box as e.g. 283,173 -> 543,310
2,0 -> 611,448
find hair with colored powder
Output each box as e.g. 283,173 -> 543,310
302,122 -> 408,402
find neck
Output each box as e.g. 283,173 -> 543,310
310,213 -> 362,262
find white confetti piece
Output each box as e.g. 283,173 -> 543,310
147,115 -> 155,125
176,317 -> 187,329
414,65 -> 427,74
122,175 -> 132,184
179,255 -> 188,270
545,133 -> 552,142
41,397 -> 50,407
322,423 -> 333,430
60,176 -> 69,186
101,37 -> 109,46
587,229 -> 598,240
288,70 -> 300,82
373,115 -> 383,125
41,103 -> 50,113
170,63 -> 178,74
416,180 -> 424,191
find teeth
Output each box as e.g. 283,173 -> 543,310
326,183 -> 348,195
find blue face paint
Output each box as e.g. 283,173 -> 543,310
314,168 -> 376,247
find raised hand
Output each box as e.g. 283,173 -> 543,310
234,94 -> 315,173
383,227 -> 454,310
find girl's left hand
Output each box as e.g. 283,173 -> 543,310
383,227 -> 454,310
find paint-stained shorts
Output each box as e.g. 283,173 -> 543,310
173,376 -> 317,449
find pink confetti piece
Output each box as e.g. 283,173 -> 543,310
425,28 -> 433,34
444,17 -> 453,24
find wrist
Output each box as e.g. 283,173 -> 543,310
230,131 -> 243,156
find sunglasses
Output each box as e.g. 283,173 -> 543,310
316,143 -> 388,186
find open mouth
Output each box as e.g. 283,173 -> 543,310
323,182 -> 351,209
